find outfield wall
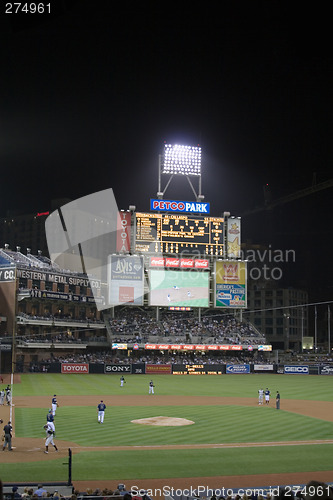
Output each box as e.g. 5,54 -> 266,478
18,362 -> 333,375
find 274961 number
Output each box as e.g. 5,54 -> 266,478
5,3 -> 51,13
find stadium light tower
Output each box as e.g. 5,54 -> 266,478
157,143 -> 204,201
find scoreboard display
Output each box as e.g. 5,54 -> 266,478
172,364 -> 223,375
135,212 -> 224,255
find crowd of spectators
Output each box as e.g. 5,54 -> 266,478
37,349 -> 267,366
108,309 -> 266,346
2,480 -> 333,500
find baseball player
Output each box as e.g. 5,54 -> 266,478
264,388 -> 271,405
97,400 -> 106,423
5,386 -> 11,406
149,380 -> 155,395
44,421 -> 58,453
0,388 -> 4,405
46,409 -> 54,423
3,421 -> 13,451
258,388 -> 264,405
276,391 -> 281,410
120,376 -> 126,387
51,395 -> 59,416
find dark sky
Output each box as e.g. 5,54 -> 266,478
1,1 -> 332,298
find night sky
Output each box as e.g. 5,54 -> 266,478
1,2 -> 332,301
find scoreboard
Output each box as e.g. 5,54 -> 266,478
135,212 -> 224,255
172,364 -> 223,375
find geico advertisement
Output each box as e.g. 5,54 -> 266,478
284,365 -> 309,374
61,363 -> 89,373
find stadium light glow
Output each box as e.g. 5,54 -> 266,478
162,144 -> 201,176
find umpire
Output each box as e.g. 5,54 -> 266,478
3,420 -> 13,451
276,391 -> 281,410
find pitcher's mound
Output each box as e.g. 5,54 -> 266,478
131,416 -> 194,426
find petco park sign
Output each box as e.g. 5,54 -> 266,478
150,199 -> 210,214
61,363 -> 89,373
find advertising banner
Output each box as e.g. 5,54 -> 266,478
61,363 -> 89,374
116,211 -> 131,252
172,364 -> 224,375
258,345 -> 272,351
284,365 -> 309,374
145,364 -> 172,374
108,255 -> 144,306
319,365 -> 333,375
254,364 -> 274,371
29,289 -> 104,304
17,269 -> 101,289
0,267 -> 16,282
226,364 -> 250,374
112,343 -> 128,350
131,363 -> 146,374
215,261 -> 247,308
227,218 -> 241,259
104,364 -> 131,373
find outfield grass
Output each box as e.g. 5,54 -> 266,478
2,373 -> 332,484
12,373 -> 333,401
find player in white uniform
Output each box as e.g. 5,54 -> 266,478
258,388 -> 264,405
44,421 -> 58,453
51,395 -> 58,416
149,380 -> 154,394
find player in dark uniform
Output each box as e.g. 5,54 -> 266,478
264,388 -> 271,405
276,391 -> 280,409
3,421 -> 13,451
97,400 -> 106,423
46,409 -> 54,422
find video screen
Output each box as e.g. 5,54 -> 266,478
149,269 -> 209,307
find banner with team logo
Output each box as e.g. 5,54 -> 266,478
319,365 -> 333,375
227,218 -> 241,258
214,260 -> 247,308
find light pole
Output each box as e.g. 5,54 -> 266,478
284,311 -> 290,351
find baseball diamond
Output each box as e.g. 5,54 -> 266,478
0,373 -> 333,492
